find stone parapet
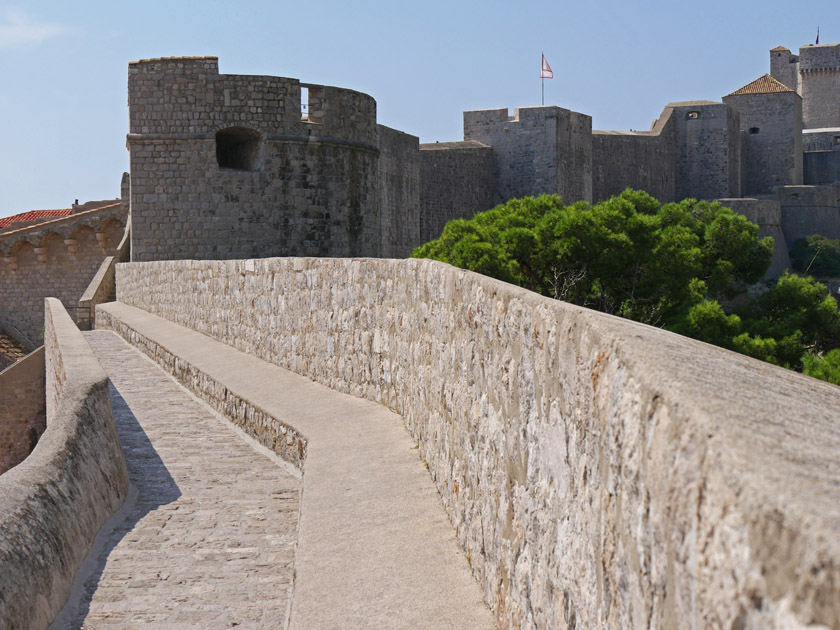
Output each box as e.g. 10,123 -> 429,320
0,346 -> 46,474
0,299 -> 128,629
114,257 -> 840,629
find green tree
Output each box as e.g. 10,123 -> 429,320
412,190 -> 773,327
790,235 -> 840,277
736,273 -> 840,368
803,349 -> 840,385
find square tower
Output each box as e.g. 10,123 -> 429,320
723,74 -> 803,195
464,106 -> 593,204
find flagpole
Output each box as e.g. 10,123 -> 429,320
541,51 -> 544,105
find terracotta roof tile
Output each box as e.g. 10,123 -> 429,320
770,45 -> 790,52
0,209 -> 72,229
726,74 -> 795,96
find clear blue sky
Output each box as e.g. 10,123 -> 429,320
0,0 -> 833,218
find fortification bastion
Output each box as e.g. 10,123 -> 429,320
127,57 -> 380,262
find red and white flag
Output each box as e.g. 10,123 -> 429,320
541,54 -> 553,79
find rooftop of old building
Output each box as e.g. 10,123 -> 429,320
728,74 -> 796,96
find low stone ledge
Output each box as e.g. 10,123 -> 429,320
112,257 -> 840,629
0,298 -> 128,629
95,307 -> 306,470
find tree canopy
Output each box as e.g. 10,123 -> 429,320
411,190 -> 840,383
790,234 -> 840,277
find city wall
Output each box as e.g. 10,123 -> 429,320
718,198 -> 792,278
0,299 -> 128,630
419,141 -> 495,244
464,106 -> 593,205
113,257 -> 840,629
0,203 -> 127,345
377,125 -> 421,258
672,102 -> 741,200
591,107 -> 676,203
0,346 -> 45,474
777,185 -> 840,244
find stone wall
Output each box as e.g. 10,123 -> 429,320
777,185 -> 840,244
419,141 -> 495,244
377,125 -> 420,258
724,91 -> 803,195
464,106 -> 593,205
718,198 -> 792,277
0,203 -> 127,344
770,47 -> 799,91
803,129 -> 840,185
0,346 -> 45,474
128,57 -> 380,262
672,102 -> 741,200
114,257 -> 840,629
798,44 -> 840,129
0,299 -> 128,629
591,107 -> 676,203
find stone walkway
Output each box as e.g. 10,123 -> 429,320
52,331 -> 301,629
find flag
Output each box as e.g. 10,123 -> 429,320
816,27 -> 820,45
541,54 -> 553,79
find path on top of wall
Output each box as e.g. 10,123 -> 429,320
94,302 -> 494,630
52,331 -> 301,629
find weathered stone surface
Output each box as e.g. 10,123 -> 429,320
94,303 -> 494,629
113,257 -> 840,629
127,57 -> 381,262
0,299 -> 128,630
0,346 -> 46,474
52,331 -> 301,628
0,203 -> 128,343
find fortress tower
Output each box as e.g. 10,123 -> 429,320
723,75 -> 803,195
127,57 -> 380,262
770,43 -> 840,129
463,106 -> 593,204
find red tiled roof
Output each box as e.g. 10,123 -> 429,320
0,209 -> 72,229
726,74 -> 795,96
770,45 -> 790,52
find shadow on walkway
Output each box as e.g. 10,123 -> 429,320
50,381 -> 181,629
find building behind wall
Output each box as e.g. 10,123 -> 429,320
122,45 -> 840,273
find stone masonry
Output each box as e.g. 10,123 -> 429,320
119,45 -> 840,273
0,202 -> 127,345
51,331 -> 301,628
113,257 -> 840,629
127,57 -> 380,262
0,346 -> 45,475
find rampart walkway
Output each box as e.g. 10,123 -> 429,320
53,331 -> 301,627
55,317 -> 492,628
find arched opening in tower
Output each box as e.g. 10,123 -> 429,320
215,127 -> 262,171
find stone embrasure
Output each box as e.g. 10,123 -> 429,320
111,256 -> 840,630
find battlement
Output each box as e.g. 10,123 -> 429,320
799,43 -> 840,72
127,56 -> 380,262
464,105 -> 593,204
127,57 -> 376,145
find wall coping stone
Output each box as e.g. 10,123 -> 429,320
0,298 -> 128,629
107,256 -> 840,629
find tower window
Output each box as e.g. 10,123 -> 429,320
216,127 -> 261,171
686,111 -> 700,119
749,127 -> 760,134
